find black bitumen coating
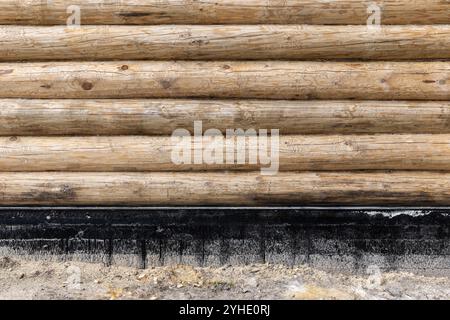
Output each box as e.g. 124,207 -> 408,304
0,207 -> 448,271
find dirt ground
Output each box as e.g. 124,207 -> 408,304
0,256 -> 448,300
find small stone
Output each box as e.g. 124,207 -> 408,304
137,273 -> 147,280
386,285 -> 403,297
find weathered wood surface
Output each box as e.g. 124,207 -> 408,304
3,99 -> 450,135
1,0 -> 448,25
1,172 -> 450,205
1,62 -> 449,100
2,135 -> 450,172
3,25 -> 450,61
1,1 -> 449,208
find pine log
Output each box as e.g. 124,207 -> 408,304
0,61 -> 448,100
0,0 -> 448,25
0,172 -> 449,205
2,25 -> 450,61
2,99 -> 450,135
2,135 -> 450,172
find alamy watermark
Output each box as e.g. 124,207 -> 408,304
367,3 -> 382,29
66,5 -> 81,27
171,121 -> 279,175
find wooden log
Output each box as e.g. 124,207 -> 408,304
3,99 -> 450,136
0,172 -> 449,205
2,25 -> 450,61
0,62 -> 448,100
2,135 -> 450,172
0,0 -> 448,25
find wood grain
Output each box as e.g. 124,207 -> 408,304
0,61 -> 449,100
0,172 -> 449,205
1,0 -> 448,25
3,99 -> 450,135
2,135 -> 450,172
3,25 -> 450,61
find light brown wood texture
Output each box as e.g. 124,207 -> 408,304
3,99 -> 450,136
1,0 -> 449,25
3,25 -> 450,61
0,61 -> 449,100
2,134 -> 450,172
0,171 -> 449,205
1,1 -> 449,207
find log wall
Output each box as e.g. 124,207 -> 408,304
1,1 -> 450,205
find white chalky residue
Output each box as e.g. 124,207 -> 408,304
365,210 -> 432,218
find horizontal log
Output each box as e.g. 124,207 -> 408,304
2,135 -> 450,172
3,25 -> 450,61
1,172 -> 450,205
0,62 -> 449,100
3,99 -> 450,135
1,0 -> 448,25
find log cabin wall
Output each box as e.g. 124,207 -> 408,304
0,0 -> 450,206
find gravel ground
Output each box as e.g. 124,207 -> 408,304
0,256 -> 449,300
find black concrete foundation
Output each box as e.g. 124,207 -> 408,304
0,207 -> 448,274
